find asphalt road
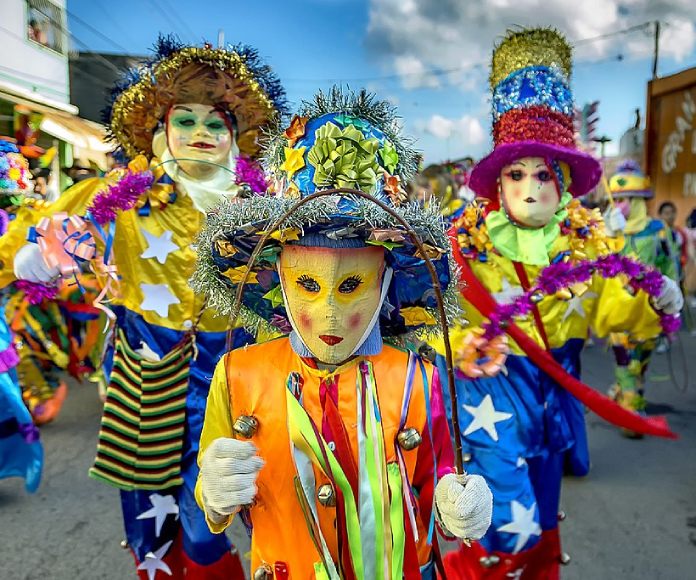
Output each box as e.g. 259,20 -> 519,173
1,333 -> 695,579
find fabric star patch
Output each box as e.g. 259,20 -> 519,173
140,228 -> 178,264
140,283 -> 180,317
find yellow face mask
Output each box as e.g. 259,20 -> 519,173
279,245 -> 386,365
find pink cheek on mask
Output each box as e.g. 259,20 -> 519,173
540,192 -> 552,204
348,313 -> 362,329
298,312 -> 312,331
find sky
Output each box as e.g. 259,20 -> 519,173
67,0 -> 696,165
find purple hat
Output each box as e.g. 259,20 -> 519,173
469,29 -> 601,199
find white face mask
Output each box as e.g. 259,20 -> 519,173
499,157 -> 561,228
279,245 -> 390,366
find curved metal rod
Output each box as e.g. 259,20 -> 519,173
228,187 -> 464,473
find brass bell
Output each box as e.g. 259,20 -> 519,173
530,290 -> 545,304
253,563 -> 273,579
397,427 -> 422,451
560,552 -> 571,565
462,452 -> 473,463
557,510 -> 567,521
555,288 -> 572,301
233,415 -> 259,439
119,539 -> 129,550
479,555 -> 500,568
317,483 -> 336,507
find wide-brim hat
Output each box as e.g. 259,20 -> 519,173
608,159 -> 652,199
469,28 -> 601,199
106,36 -> 288,159
192,89 -> 459,339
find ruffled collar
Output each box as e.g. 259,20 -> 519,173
484,191 -> 573,266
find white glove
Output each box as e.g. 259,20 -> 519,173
653,276 -> 684,315
199,437 -> 264,523
434,472 -> 492,540
14,243 -> 60,284
603,207 -> 627,237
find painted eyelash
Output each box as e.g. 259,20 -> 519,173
338,275 -> 363,293
297,274 -> 320,292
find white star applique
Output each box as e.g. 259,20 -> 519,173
493,277 -> 524,305
462,394 -> 513,442
137,540 -> 174,580
136,493 -> 179,537
561,291 -> 598,322
497,501 -> 542,554
140,283 -> 180,318
506,567 -> 526,579
140,229 -> 179,264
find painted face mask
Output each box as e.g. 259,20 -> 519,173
166,102 -> 234,177
500,156 -> 561,228
279,245 -> 387,365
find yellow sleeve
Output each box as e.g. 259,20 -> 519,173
0,177 -> 107,287
195,353 -> 235,533
589,275 -> 662,341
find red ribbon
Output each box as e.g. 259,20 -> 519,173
448,230 -> 677,440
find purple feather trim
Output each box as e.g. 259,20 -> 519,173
482,255 -> 680,340
15,280 -> 59,305
235,156 -> 267,194
89,170 -> 154,225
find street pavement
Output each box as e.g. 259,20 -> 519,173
1,332 -> 695,579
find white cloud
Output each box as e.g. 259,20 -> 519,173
366,0 -> 696,90
422,114 -> 486,146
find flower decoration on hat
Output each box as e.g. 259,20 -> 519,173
104,35 -> 289,159
0,139 -> 32,199
192,88 -> 461,340
469,28 -> 602,200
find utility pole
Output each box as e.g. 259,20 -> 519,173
652,20 -> 660,79
217,29 -> 225,49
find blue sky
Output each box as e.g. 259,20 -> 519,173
67,0 -> 696,165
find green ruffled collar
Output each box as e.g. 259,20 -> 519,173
484,191 -> 573,266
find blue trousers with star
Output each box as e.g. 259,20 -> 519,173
113,308 -> 252,573
437,339 -> 587,556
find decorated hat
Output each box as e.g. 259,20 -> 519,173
0,139 -> 32,198
469,28 -> 601,199
105,35 -> 288,159
192,88 -> 459,339
608,159 -> 652,199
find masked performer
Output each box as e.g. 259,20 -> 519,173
0,140 -> 43,493
2,37 -> 286,578
607,161 -> 681,430
191,89 -> 493,580
437,29 -> 682,578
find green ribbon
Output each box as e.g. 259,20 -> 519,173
485,191 -> 573,266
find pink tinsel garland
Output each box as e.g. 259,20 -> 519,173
88,170 -> 154,225
15,280 -> 59,305
234,156 -> 267,194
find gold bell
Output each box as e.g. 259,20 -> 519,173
253,563 -> 273,579
119,539 -> 129,550
555,288 -> 573,301
317,483 -> 336,507
530,290 -> 545,304
233,415 -> 259,439
479,555 -> 500,568
397,427 -> 422,451
462,452 -> 473,463
560,552 -> 571,565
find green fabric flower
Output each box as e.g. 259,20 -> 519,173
485,191 -> 573,266
308,122 -> 382,191
378,140 -> 399,174
333,113 -> 370,132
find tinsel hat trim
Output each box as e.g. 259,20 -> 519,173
470,28 -> 601,199
105,35 -> 288,159
608,160 -> 653,199
192,89 -> 459,339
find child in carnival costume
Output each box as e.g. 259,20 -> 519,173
0,140 -> 43,493
435,29 -> 682,579
191,89 -> 493,579
606,161 -> 680,429
2,37 -> 287,579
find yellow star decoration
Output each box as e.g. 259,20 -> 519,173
400,306 -> 436,326
222,266 -> 258,285
215,239 -> 238,257
263,285 -> 285,308
280,146 -> 307,179
264,228 -> 301,242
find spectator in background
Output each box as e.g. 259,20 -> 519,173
27,19 -> 47,46
685,208 -> 696,312
658,200 -> 686,282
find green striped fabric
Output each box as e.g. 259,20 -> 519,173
89,330 -> 192,491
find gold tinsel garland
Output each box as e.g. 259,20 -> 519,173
490,28 -> 573,89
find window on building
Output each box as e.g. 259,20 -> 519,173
26,0 -> 65,54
